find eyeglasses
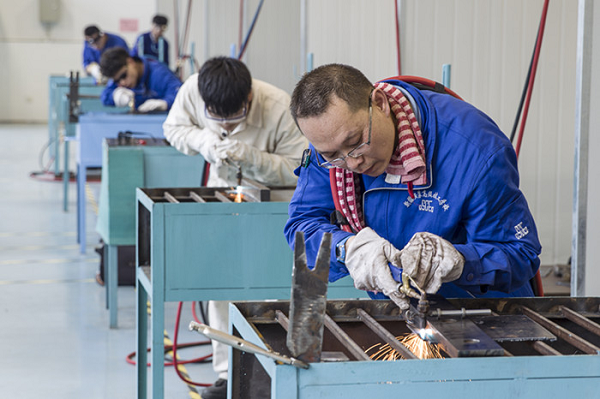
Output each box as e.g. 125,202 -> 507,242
204,104 -> 248,124
317,91 -> 373,169
113,69 -> 128,83
86,35 -> 101,45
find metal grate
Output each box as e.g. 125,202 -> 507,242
233,297 -> 600,361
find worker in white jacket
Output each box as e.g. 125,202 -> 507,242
163,57 -> 307,399
163,57 -> 306,188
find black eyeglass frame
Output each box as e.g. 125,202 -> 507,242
113,68 -> 128,83
317,90 -> 374,169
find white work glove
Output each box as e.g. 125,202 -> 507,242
112,87 -> 135,107
188,130 -> 225,165
213,138 -> 259,167
86,62 -> 106,84
345,227 -> 409,310
399,232 -> 465,294
137,99 -> 168,113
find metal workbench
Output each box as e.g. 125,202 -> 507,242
229,297 -> 600,398
96,138 -> 205,327
76,113 -> 167,253
135,187 -> 365,399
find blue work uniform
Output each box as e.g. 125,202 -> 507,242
100,58 -> 182,110
82,33 -> 129,69
131,32 -> 169,67
284,79 -> 542,300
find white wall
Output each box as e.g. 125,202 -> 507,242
0,0 -> 155,122
0,0 -> 582,271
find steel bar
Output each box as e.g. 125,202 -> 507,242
275,310 -> 289,331
214,191 -> 231,203
560,305 -> 600,337
356,308 -> 417,360
189,191 -> 206,203
324,314 -> 371,361
521,306 -> 600,354
189,321 -> 308,369
530,340 -> 563,356
430,308 -> 492,318
163,192 -> 179,203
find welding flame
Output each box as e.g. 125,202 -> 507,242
365,333 -> 444,360
234,192 -> 243,203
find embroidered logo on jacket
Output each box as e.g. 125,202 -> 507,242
514,222 -> 529,239
404,191 -> 450,212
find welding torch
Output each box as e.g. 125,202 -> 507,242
398,272 -> 430,334
398,272 -> 493,341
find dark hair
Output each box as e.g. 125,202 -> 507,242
152,15 -> 168,26
84,25 -> 101,37
100,47 -> 130,78
197,56 -> 252,117
290,63 -> 373,123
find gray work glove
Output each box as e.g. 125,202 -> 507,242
138,99 -> 168,113
345,227 -> 409,310
399,232 -> 465,294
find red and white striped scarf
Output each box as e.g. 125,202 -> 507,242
334,82 -> 427,233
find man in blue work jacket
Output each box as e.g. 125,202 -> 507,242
82,25 -> 129,84
131,15 -> 170,68
99,47 -> 182,113
285,64 -> 542,310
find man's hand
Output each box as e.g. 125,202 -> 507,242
398,232 -> 465,294
138,99 -> 168,113
213,138 -> 257,167
188,130 -> 225,165
112,87 -> 135,107
86,62 -> 105,84
345,227 -> 409,310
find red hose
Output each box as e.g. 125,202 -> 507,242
514,0 -> 549,159
380,75 -> 464,100
172,302 -> 212,387
394,0 -> 402,75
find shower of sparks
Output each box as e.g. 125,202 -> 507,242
365,333 -> 444,360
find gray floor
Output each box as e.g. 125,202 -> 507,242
0,123 -> 217,398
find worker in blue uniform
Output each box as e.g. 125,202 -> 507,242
285,63 -> 542,310
82,25 -> 128,84
99,47 -> 182,113
131,15 -> 170,68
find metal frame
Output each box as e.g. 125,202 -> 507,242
135,188 -> 365,399
229,298 -> 600,398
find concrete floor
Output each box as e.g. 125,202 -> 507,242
0,123 -> 216,398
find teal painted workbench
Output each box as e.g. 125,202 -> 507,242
96,139 -> 204,327
135,187 -> 365,399
229,298 -> 600,398
76,113 -> 167,253
47,75 -> 127,211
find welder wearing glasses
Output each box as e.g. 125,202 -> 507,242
99,47 -> 182,113
285,63 -> 541,312
82,25 -> 128,85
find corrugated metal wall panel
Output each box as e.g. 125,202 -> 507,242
305,0 -> 576,265
157,0 -> 576,266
